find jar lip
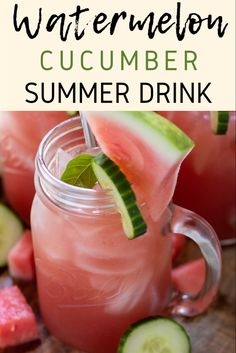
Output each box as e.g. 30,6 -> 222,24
36,116 -> 114,205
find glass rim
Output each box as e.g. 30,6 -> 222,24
35,116 -> 115,210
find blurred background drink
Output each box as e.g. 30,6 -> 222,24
0,111 -> 72,224
158,111 -> 236,245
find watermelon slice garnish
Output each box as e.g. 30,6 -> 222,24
86,111 -> 194,221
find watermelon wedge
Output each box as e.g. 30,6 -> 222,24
85,112 -> 194,221
172,258 -> 205,295
172,233 -> 186,261
0,286 -> 39,348
8,230 -> 35,281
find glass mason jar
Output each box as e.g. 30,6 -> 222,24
158,111 -> 236,245
0,111 -> 70,223
31,117 -> 222,353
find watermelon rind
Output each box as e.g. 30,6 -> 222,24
85,111 -> 194,164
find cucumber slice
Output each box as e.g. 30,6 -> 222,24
0,204 -> 23,267
92,153 -> 147,239
66,111 -> 79,117
118,316 -> 191,353
210,111 -> 229,135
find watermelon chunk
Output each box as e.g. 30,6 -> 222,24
8,230 -> 35,281
172,258 -> 205,295
86,112 -> 194,221
172,233 -> 186,261
0,286 -> 39,348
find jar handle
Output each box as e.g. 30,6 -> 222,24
169,204 -> 222,317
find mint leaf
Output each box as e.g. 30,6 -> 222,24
61,154 -> 97,188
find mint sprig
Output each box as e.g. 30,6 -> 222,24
61,154 -> 97,188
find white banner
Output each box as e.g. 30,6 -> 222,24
0,0 -> 235,110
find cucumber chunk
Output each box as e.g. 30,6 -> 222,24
92,153 -> 147,239
66,111 -> 79,117
118,316 -> 191,353
0,204 -> 23,267
210,111 -> 229,135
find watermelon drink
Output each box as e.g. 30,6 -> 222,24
158,111 -> 236,245
32,193 -> 172,353
31,114 -> 222,353
0,111 -> 71,223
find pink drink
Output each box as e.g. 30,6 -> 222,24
158,111 -> 236,244
31,117 -> 222,353
0,111 -> 69,223
30,117 -> 171,353
32,195 -> 171,353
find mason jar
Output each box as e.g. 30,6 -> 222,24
31,116 -> 221,353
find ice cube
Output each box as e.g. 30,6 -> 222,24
93,183 -> 103,191
69,146 -> 82,158
104,271 -> 153,314
54,148 -> 72,178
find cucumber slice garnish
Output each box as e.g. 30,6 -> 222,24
92,153 -> 147,239
118,316 -> 191,353
0,204 -> 23,267
66,111 -> 80,117
210,111 -> 229,135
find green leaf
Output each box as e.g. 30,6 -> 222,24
61,154 -> 97,188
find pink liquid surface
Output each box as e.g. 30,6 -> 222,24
158,111 -> 236,243
31,193 -> 172,353
0,111 -> 69,223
